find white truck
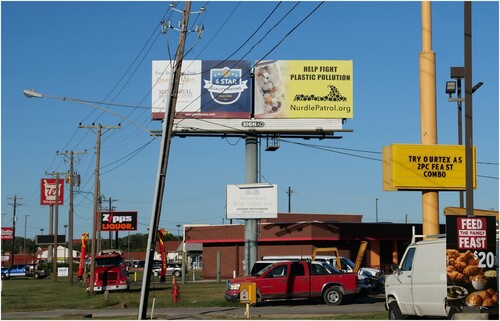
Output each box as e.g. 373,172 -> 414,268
385,236 -> 498,319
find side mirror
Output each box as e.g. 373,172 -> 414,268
390,264 -> 400,273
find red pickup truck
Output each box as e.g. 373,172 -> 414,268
225,260 -> 358,305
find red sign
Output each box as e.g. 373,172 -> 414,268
1,227 -> 14,240
457,217 -> 487,250
40,178 -> 64,205
101,211 -> 138,231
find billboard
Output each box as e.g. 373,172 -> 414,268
152,60 -> 251,120
40,178 -> 64,205
36,235 -> 66,245
101,211 -> 138,231
152,60 -> 349,134
226,183 -> 278,219
383,144 -> 476,191
254,60 -> 353,119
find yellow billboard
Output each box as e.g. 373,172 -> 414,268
254,60 -> 353,119
384,144 -> 476,191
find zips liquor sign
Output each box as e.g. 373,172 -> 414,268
100,211 -> 138,231
40,178 -> 64,205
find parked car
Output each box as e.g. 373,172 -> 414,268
251,260 -> 374,295
152,261 -> 186,277
227,260 -> 358,305
1,264 -> 49,280
134,260 -> 145,268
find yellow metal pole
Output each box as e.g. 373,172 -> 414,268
419,1 -> 440,237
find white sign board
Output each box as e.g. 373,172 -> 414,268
58,267 -> 69,277
226,184 -> 278,219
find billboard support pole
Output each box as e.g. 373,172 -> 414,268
45,172 -> 67,282
244,136 -> 258,275
419,2 -> 439,237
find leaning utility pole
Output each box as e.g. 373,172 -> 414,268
80,124 -> 120,294
57,150 -> 86,284
138,2 -> 191,319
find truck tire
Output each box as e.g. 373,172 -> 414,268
174,270 -> 181,277
1,273 -> 7,280
388,301 -> 405,320
323,286 -> 343,305
33,272 -> 40,279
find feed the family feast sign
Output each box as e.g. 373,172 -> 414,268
446,215 -> 497,310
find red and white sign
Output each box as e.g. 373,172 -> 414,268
457,217 -> 487,250
40,178 -> 64,205
101,211 -> 138,231
1,227 -> 14,240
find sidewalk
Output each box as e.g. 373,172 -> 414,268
1,297 -> 387,320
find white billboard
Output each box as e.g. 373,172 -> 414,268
226,183 -> 278,219
152,60 -> 251,120
152,60 -> 347,134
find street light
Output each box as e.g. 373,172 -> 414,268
23,89 -> 159,140
445,67 -> 483,208
24,88 -> 159,289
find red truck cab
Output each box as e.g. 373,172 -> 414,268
88,250 -> 130,292
225,260 -> 358,305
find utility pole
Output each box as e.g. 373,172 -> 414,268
139,2 -> 192,319
286,186 -> 293,213
24,214 -> 30,264
80,124 -> 120,294
464,2 -> 474,217
8,196 -> 22,266
57,150 -> 86,285
103,197 -> 117,248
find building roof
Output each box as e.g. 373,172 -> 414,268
177,242 -> 202,252
185,221 -> 446,244
261,213 -> 362,223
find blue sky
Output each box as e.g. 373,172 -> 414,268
1,1 -> 498,241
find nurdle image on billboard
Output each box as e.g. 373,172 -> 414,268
254,60 -> 353,119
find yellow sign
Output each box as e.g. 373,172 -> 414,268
254,60 -> 353,119
239,282 -> 256,304
383,144 -> 476,191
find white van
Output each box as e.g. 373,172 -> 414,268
385,236 -> 498,319
385,238 -> 452,319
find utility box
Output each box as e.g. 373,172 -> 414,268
239,282 -> 256,304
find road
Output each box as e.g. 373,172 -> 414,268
1,295 -> 387,319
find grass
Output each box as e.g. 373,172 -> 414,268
1,273 -> 236,312
1,273 -> 388,319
